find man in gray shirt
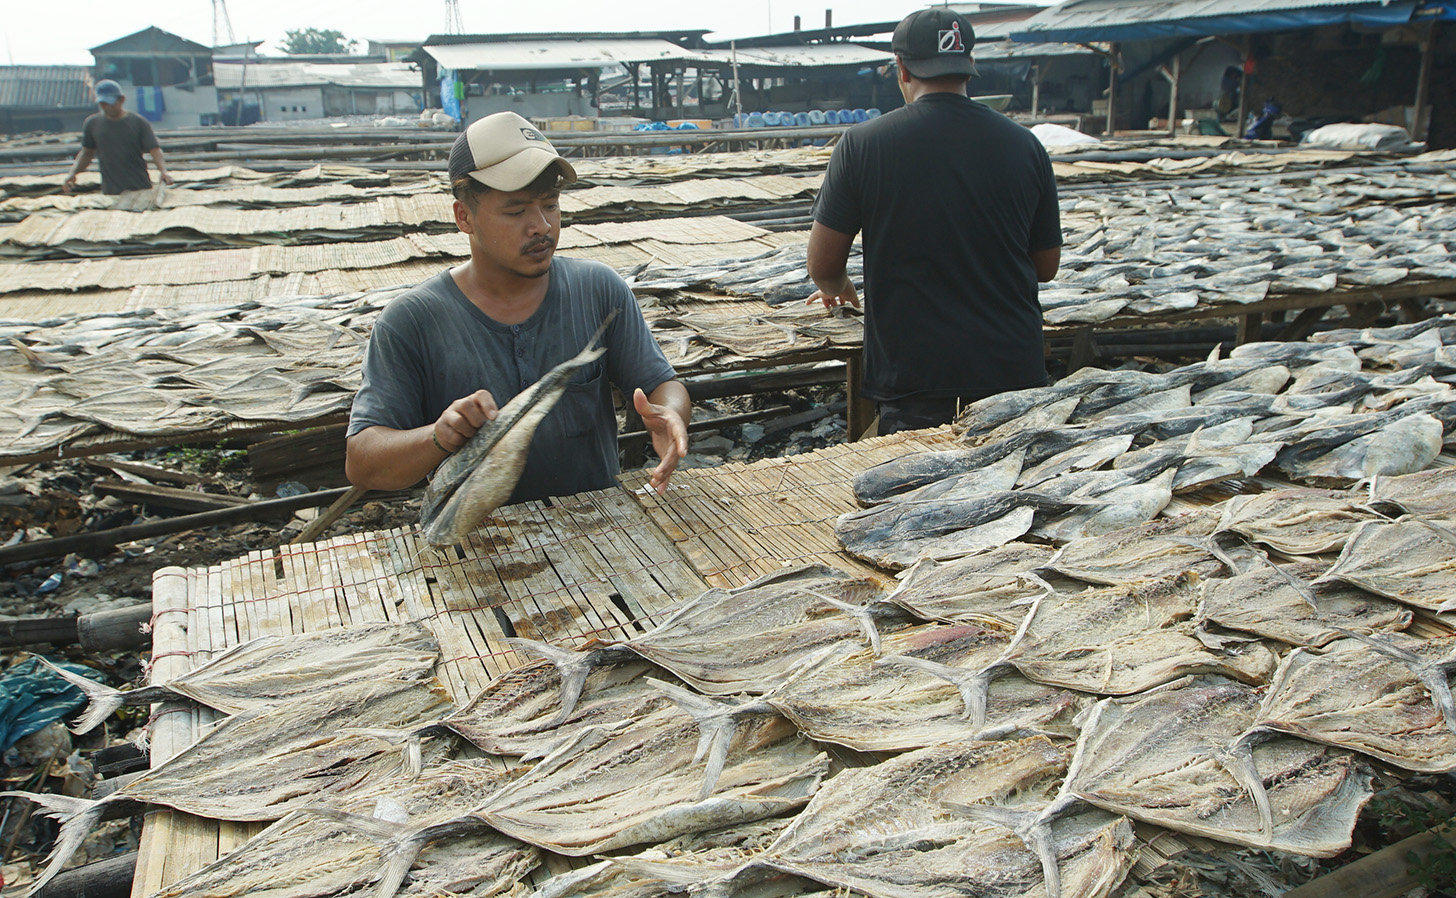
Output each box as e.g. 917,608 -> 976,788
346,111 -> 690,505
63,79 -> 174,195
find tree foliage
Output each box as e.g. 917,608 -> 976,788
281,28 -> 356,55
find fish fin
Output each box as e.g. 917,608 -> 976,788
376,818 -> 486,898
1205,741 -> 1274,842
505,637 -> 597,725
33,656 -> 125,735
1,792 -> 105,896
1334,630 -> 1456,736
877,654 -> 994,730
806,591 -> 883,656
698,719 -> 735,801
950,803 -> 1064,898
1246,549 -> 1320,610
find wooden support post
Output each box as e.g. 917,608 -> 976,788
1069,327 -> 1098,371
845,352 -> 875,442
1105,43 -> 1119,137
1412,22 -> 1437,142
1274,305 -> 1330,342
1031,64 -> 1041,118
1236,311 -> 1263,344
1164,53 -> 1181,136
1235,35 -> 1251,138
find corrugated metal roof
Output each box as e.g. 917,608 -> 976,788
90,26 -> 212,57
1013,0 -> 1416,41
696,43 -> 892,68
0,65 -> 94,109
214,62 -> 420,91
974,39 -> 1098,59
423,39 -> 714,71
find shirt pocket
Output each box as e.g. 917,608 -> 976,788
556,364 -> 608,440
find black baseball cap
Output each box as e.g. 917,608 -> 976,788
892,8 -> 979,79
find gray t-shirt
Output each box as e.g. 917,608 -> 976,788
81,111 -> 159,195
349,257 -> 677,504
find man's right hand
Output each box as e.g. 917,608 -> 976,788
432,390 -> 498,453
61,176 -> 77,194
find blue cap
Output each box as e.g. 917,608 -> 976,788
94,79 -> 123,104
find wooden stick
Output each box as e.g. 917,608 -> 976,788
1282,822 -> 1456,898
290,486 -> 368,545
0,488 -> 354,566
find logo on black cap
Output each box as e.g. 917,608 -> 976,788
939,22 -> 966,54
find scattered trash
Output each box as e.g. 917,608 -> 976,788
0,657 -> 106,755
275,481 -> 309,498
34,573 -> 62,596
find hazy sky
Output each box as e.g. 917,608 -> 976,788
2,0 -> 938,65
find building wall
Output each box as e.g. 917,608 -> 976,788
322,87 -> 423,116
160,84 -> 219,127
258,87 -> 325,120
463,91 -> 592,123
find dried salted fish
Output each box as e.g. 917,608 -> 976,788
520,820 -> 812,898
768,623 -> 1079,751
444,650 -> 672,757
1215,488 -> 1385,555
1066,678 -> 1371,857
1361,464 -> 1456,519
1238,635 -> 1456,774
835,488 -> 1072,571
1198,552 -> 1411,647
1046,509 -> 1222,586
147,760 -> 536,898
1033,468 -> 1177,543
41,621 -> 440,734
1004,574 -> 1277,695
420,312 -> 615,546
1281,412 -> 1444,483
7,677 -> 453,894
618,564 -> 890,695
885,543 -> 1054,630
1318,518 -> 1456,613
757,737 -> 1135,898
472,704 -> 827,856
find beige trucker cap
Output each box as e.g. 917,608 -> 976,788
448,111 -> 578,191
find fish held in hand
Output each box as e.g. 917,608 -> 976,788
420,312 -> 617,547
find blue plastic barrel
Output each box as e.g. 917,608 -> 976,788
865,108 -> 881,120
808,109 -> 827,125
851,108 -> 868,123
747,111 -> 766,128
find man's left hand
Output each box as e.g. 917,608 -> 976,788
634,387 -> 688,494
161,173 -> 175,186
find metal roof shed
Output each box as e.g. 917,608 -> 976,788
0,65 -> 94,134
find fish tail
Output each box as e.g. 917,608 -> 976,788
376,818 -> 490,898
0,792 -> 105,896
504,638 -> 596,725
34,656 -> 125,735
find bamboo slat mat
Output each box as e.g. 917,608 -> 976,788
136,484 -> 707,897
619,428 -> 959,589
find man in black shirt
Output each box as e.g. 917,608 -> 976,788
807,8 -> 1061,434
62,79 -> 174,195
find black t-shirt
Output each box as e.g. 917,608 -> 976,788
813,92 -> 1062,402
81,111 -> 160,195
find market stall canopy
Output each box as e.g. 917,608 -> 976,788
1010,0 -> 1424,43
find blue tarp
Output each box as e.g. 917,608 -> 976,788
0,657 -> 105,754
1012,1 -> 1419,43
439,68 -> 462,122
